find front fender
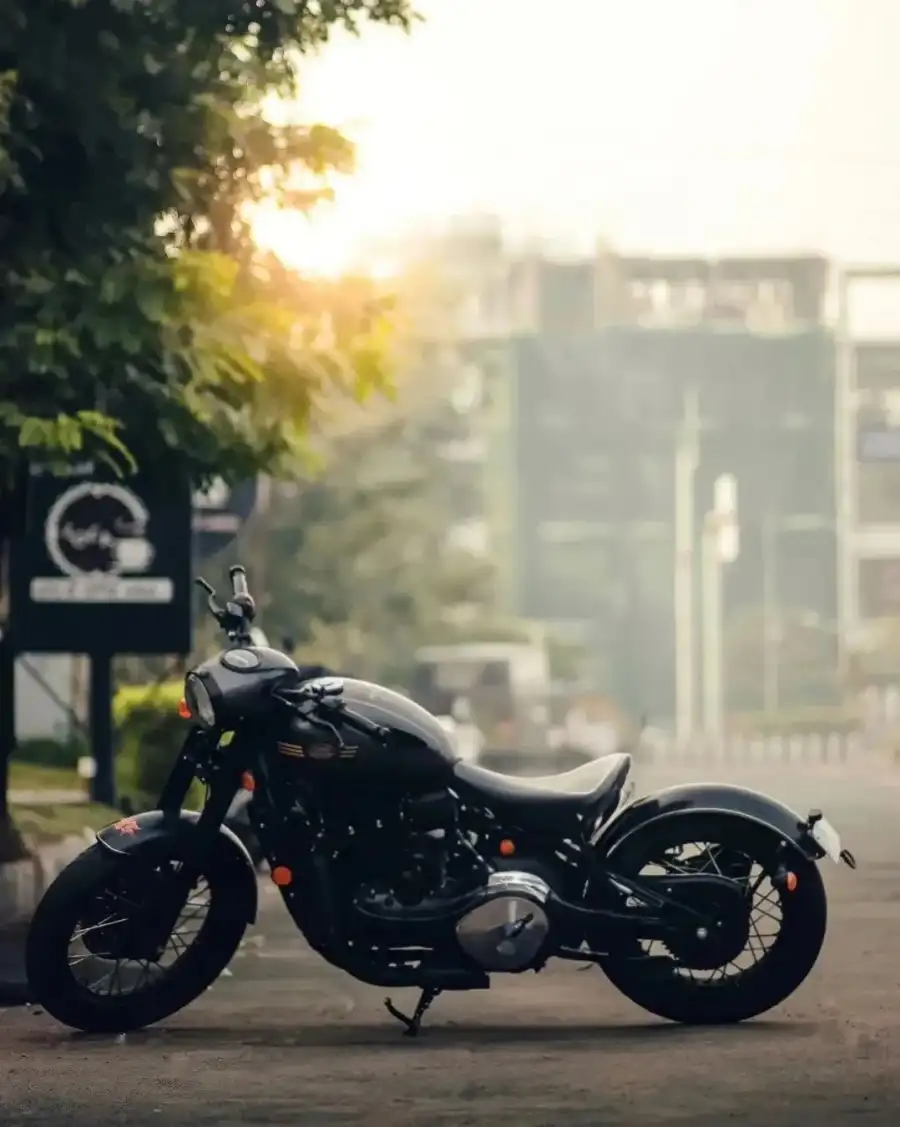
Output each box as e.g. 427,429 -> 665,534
595,782 -> 824,863
96,809 -> 259,924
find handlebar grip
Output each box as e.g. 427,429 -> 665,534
229,565 -> 249,599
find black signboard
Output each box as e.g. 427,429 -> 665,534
192,477 -> 258,559
9,462 -> 193,654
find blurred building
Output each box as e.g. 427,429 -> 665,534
851,334 -> 900,685
444,239 -> 844,722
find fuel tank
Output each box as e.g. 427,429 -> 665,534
274,677 -> 459,786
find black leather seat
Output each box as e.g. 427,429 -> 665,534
451,753 -> 632,826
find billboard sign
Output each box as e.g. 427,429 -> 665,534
9,462 -> 193,653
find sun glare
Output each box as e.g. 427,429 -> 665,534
253,203 -> 357,279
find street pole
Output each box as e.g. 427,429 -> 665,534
701,514 -> 724,739
761,512 -> 779,714
834,270 -> 856,689
674,387 -> 699,743
701,475 -> 739,740
246,475 -> 272,617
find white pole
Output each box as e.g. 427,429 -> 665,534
834,271 -> 856,687
674,388 -> 699,743
701,515 -> 724,739
761,513 -> 779,715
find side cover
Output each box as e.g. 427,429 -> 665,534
96,809 -> 259,923
594,781 -> 826,863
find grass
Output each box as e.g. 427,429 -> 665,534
11,802 -> 122,846
9,760 -> 83,793
4,760 -> 119,859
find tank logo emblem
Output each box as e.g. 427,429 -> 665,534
276,741 -> 357,760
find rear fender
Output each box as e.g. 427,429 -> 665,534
96,809 -> 258,924
594,782 -> 825,864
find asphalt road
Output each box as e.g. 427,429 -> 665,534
2,757 -> 899,1127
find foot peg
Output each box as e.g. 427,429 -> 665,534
384,986 -> 440,1037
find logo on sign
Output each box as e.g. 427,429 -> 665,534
29,482 -> 173,605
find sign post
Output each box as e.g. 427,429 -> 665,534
701,474 -> 740,740
9,462 -> 193,806
192,477 -> 258,560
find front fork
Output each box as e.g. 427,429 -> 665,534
143,729 -> 246,953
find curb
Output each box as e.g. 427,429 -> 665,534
0,835 -> 87,1005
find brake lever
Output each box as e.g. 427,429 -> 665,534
196,576 -> 227,625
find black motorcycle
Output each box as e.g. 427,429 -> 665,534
26,566 -> 856,1037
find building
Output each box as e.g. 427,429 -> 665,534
454,244 -> 845,723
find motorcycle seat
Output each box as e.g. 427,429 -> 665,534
451,753 -> 632,824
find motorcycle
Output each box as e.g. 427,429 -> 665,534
26,566 -> 857,1037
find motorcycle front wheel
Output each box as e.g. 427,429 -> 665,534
597,812 -> 828,1025
26,842 -> 249,1033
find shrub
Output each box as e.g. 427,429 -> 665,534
114,680 -> 201,805
15,735 -> 89,769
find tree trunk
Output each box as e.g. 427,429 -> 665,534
0,529 -> 11,821
0,526 -> 28,862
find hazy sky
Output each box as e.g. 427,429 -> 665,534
255,0 -> 900,278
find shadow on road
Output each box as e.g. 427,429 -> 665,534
18,1016 -> 821,1052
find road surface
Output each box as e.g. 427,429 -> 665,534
2,758 -> 899,1126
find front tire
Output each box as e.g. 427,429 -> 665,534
26,842 -> 249,1033
597,813 -> 828,1024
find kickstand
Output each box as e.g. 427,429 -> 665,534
384,986 -> 441,1037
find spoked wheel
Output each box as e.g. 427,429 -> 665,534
598,813 -> 827,1024
26,844 -> 249,1033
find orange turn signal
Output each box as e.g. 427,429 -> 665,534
498,839 -> 516,857
177,699 -> 192,719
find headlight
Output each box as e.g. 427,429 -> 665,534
185,673 -> 216,728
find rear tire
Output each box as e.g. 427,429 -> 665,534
26,843 -> 249,1033
597,813 -> 827,1024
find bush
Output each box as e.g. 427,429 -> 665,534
15,735 -> 89,769
11,682 -> 202,811
114,680 -> 201,805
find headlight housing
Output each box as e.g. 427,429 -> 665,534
185,673 -> 216,728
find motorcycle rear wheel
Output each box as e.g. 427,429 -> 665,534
26,842 -> 248,1033
597,812 -> 827,1024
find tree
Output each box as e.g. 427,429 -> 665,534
0,0 -> 418,854
0,0 -> 415,485
258,377 -> 499,686
725,605 -> 839,716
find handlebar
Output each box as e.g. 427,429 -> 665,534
229,565 -> 249,600
195,564 -> 256,644
272,683 -> 388,742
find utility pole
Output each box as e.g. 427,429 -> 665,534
834,269 -> 856,687
701,474 -> 739,740
246,475 -> 273,617
761,512 -> 780,714
674,387 -> 700,743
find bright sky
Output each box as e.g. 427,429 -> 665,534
254,0 -> 900,280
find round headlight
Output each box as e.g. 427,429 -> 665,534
185,674 -> 216,728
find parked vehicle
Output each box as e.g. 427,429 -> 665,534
410,642 -> 551,771
26,566 -> 856,1036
